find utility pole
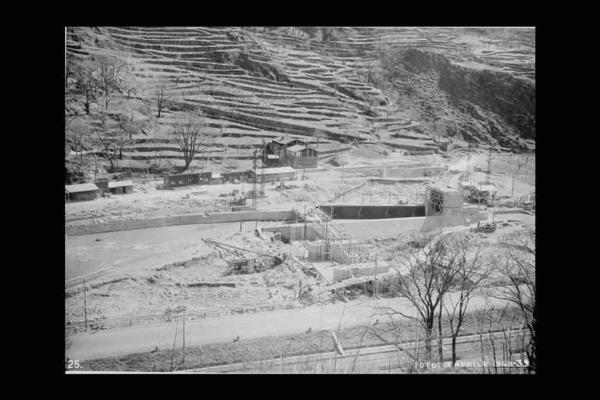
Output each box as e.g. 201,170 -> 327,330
487,146 -> 493,183
83,278 -> 88,332
170,318 -> 179,371
182,311 -> 186,365
466,144 -> 471,185
373,257 -> 378,299
252,149 -> 257,209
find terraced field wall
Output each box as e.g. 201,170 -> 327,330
66,27 -> 534,169
66,210 -> 299,236
65,26 -> 452,168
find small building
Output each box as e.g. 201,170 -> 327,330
108,180 -> 134,195
65,183 -> 99,202
263,140 -> 288,167
460,183 -> 497,204
265,153 -> 281,167
228,258 -> 256,274
262,137 -> 309,168
250,166 -> 297,183
223,169 -> 250,183
209,172 -> 223,185
477,184 -> 498,198
425,184 -> 463,216
283,138 -> 306,148
164,172 -> 201,187
286,145 -> 318,169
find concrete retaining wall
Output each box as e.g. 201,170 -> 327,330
333,212 -> 487,241
332,264 -> 391,282
341,165 -> 447,178
262,223 -> 317,241
385,165 -> 448,178
304,241 -> 348,263
66,210 -> 299,236
319,204 -> 425,219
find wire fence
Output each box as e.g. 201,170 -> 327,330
65,302 -> 299,335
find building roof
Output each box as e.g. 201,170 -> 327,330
275,136 -> 305,145
65,183 -> 99,193
478,184 -> 498,193
252,166 -> 296,176
108,180 -> 133,189
426,184 -> 459,194
287,144 -> 308,153
223,168 -> 250,175
168,172 -> 199,178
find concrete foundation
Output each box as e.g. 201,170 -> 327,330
332,263 -> 391,283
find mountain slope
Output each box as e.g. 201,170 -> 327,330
65,26 -> 535,171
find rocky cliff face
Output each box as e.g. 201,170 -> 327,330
438,62 -> 535,140
376,48 -> 535,149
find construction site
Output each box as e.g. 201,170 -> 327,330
65,26 -> 535,373
65,143 -> 534,332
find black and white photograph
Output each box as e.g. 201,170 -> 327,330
64,26 -> 535,374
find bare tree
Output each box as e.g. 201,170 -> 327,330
382,232 -> 463,362
95,54 -> 128,111
441,232 -> 488,366
70,61 -> 98,115
495,228 -> 535,372
152,77 -> 172,119
96,113 -> 138,170
66,118 -> 91,163
173,111 -> 209,171
314,129 -> 324,150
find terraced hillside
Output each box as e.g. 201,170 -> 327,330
65,27 -> 535,171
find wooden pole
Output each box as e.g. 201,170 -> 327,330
170,318 -> 178,371
83,278 -> 88,332
374,258 -> 378,299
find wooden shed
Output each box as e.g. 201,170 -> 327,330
250,166 -> 297,183
286,145 -> 318,169
65,183 -> 99,202
108,180 -> 134,195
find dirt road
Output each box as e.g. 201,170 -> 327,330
67,291 -> 510,362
